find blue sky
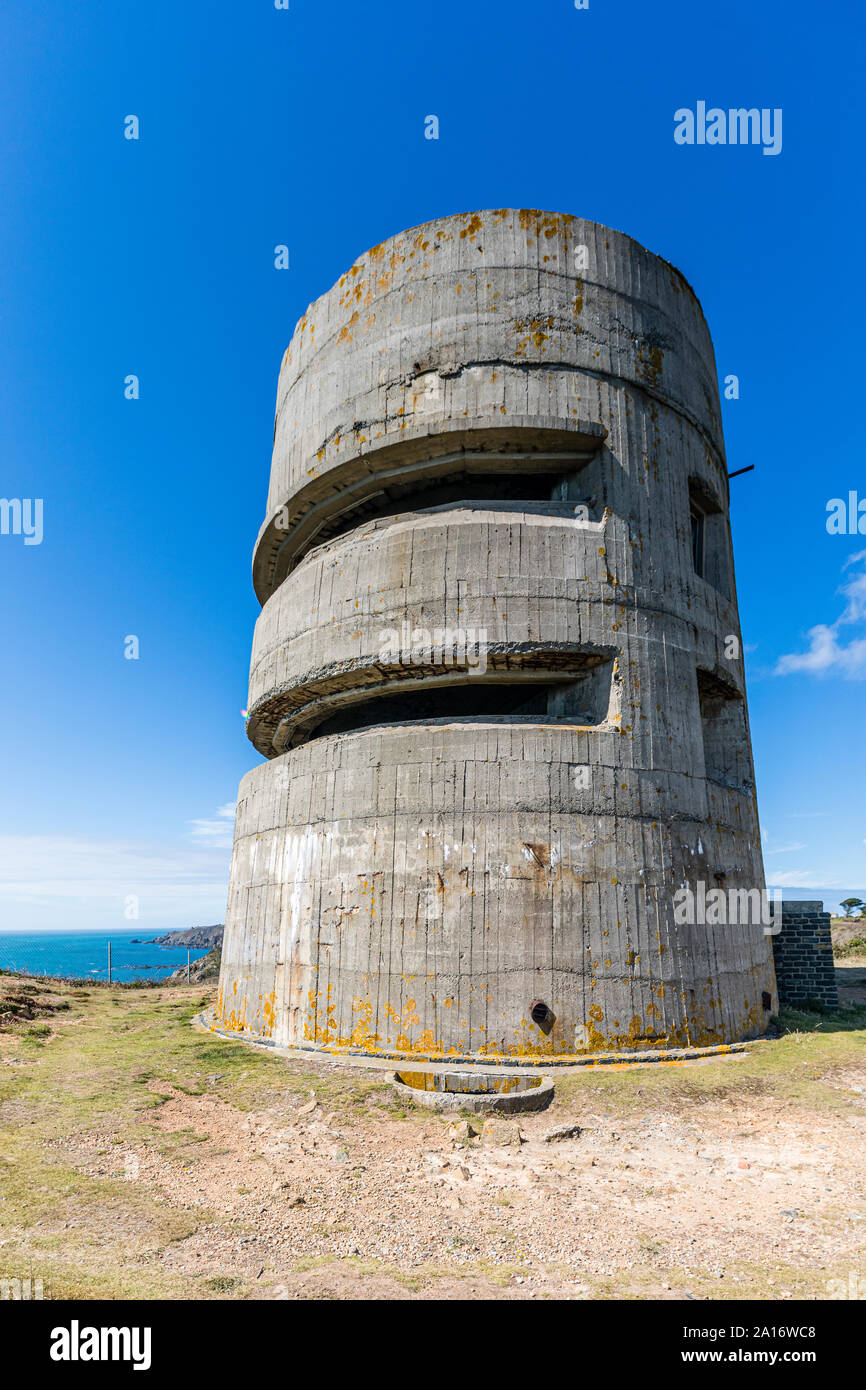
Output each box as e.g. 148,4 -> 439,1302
0,0 -> 863,931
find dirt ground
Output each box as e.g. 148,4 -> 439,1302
1,965 -> 865,1301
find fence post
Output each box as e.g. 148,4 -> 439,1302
107,940 -> 112,984
186,949 -> 190,984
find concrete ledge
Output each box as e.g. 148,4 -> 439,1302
253,423 -> 607,600
391,1069 -> 555,1114
248,647 -> 617,756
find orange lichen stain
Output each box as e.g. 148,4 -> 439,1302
215,976 -> 249,1035
395,1029 -> 437,1054
636,344 -> 664,386
459,214 -> 483,241
258,990 -> 277,1036
511,314 -> 554,355
285,1015 -> 753,1065
516,209 -> 573,239
337,311 -> 360,344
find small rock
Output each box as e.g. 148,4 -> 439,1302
448,1120 -> 474,1143
543,1123 -> 582,1143
480,1119 -> 524,1147
287,1195 -> 305,1208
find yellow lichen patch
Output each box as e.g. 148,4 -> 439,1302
459,214 -> 483,241
216,976 -> 249,1035
635,344 -> 664,387
517,209 -> 574,240
261,989 -> 277,1037
337,311 -> 360,344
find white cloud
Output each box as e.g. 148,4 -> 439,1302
0,804 -> 236,931
775,554 -> 866,678
187,802 -> 237,849
766,869 -> 841,888
762,829 -> 807,854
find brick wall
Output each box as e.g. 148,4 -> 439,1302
771,901 -> 839,1011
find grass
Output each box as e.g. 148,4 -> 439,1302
554,999 -> 866,1115
1,972 -> 864,1300
0,978 -> 337,1298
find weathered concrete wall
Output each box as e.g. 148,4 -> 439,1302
772,902 -> 838,1011
217,209 -> 777,1059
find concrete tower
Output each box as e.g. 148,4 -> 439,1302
216,209 -> 777,1060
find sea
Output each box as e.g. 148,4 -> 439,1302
0,928 -> 211,983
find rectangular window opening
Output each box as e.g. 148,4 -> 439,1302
696,668 -> 752,792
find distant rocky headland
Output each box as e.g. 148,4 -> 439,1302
168,943 -> 222,984
142,925 -> 224,950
